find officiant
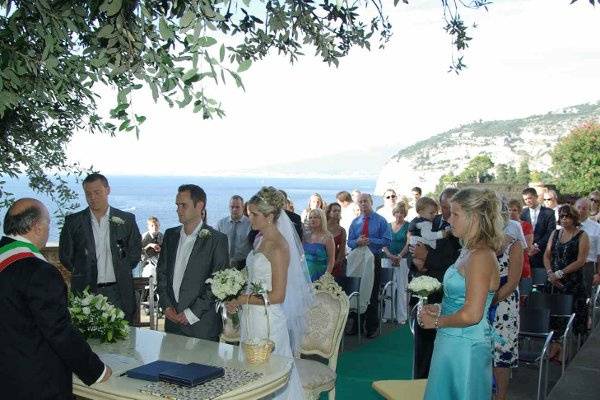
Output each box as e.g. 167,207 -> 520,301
0,198 -> 110,399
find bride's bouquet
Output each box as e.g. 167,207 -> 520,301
68,289 -> 129,343
205,267 -> 247,302
408,276 -> 442,303
206,268 -> 247,330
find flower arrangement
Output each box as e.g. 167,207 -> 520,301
68,289 -> 129,343
205,268 -> 247,301
408,276 -> 442,301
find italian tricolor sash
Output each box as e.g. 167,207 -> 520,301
0,239 -> 46,273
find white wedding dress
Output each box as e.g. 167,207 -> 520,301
241,250 -> 304,399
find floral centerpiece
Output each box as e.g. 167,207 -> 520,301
408,276 -> 442,303
68,289 -> 129,343
205,267 -> 247,336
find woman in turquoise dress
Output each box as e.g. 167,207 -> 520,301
419,188 -> 503,400
303,208 -> 335,281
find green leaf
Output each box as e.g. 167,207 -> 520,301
46,56 -> 59,69
197,36 -> 217,47
180,10 -> 196,28
106,0 -> 123,17
181,68 -> 198,82
97,24 -> 115,38
219,44 -> 225,62
135,114 -> 146,124
237,59 -> 252,73
159,18 -> 172,40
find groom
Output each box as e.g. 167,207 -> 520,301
157,184 -> 229,341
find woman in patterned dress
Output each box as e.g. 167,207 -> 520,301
491,231 -> 523,400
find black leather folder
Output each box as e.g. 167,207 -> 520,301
158,362 -> 225,387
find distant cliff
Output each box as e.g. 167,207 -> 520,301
375,102 -> 600,196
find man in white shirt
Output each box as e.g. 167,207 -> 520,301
59,173 -> 141,322
336,190 -> 355,235
575,198 -> 600,297
376,188 -> 398,223
217,195 -> 251,269
156,184 -> 229,341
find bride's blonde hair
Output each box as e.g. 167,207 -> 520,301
248,186 -> 286,221
451,188 -> 504,253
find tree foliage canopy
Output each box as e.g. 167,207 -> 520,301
551,121 -> 600,195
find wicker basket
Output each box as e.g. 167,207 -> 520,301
241,292 -> 274,364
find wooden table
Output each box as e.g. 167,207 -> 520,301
74,328 -> 292,400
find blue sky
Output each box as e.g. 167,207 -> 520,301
68,0 -> 600,176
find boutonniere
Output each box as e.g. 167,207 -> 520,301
110,216 -> 125,225
198,229 -> 211,239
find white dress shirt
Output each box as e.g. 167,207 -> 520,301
580,218 -> 600,263
90,209 -> 116,284
172,222 -> 203,324
529,204 -> 542,228
377,206 -> 395,223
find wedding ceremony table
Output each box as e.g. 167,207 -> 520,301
73,328 -> 293,400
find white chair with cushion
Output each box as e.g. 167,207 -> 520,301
297,273 -> 349,400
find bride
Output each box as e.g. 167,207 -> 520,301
227,186 -> 314,399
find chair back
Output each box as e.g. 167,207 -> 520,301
380,267 -> 395,287
520,307 -> 551,334
548,294 -> 573,317
334,276 -> 361,297
301,274 -> 349,373
132,277 -> 151,327
526,291 -> 549,309
532,268 -> 547,287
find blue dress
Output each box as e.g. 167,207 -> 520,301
303,242 -> 328,282
424,256 -> 495,400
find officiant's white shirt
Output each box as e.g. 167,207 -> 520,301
173,222 -> 203,324
90,209 -> 116,284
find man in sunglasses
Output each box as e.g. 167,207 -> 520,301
376,188 -> 398,223
542,189 -> 560,222
589,190 -> 600,223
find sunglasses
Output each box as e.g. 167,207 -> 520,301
385,195 -> 397,199
543,198 -> 554,201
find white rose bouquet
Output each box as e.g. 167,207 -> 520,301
408,276 -> 442,301
205,268 -> 247,302
206,268 -> 247,329
68,288 -> 129,343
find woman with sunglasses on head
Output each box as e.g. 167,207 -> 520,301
376,188 -> 398,223
543,204 -> 590,361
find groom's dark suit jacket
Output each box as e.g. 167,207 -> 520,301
157,224 -> 229,341
520,205 -> 556,269
0,236 -> 105,400
59,207 -> 142,319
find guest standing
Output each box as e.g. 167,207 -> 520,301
376,188 -> 398,223
336,190 -> 355,236
521,187 -> 556,270
300,193 -> 326,224
140,216 -> 163,280
326,202 -> 347,277
1,199 -> 110,399
382,202 -> 410,323
420,188 -> 503,400
348,193 -> 391,338
574,198 -> 600,298
217,195 -> 251,269
59,173 -> 142,322
303,209 -> 335,281
491,215 -> 523,400
589,190 -> 600,223
543,204 -> 590,338
410,187 -> 460,379
508,199 -> 533,297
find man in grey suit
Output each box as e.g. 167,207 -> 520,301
59,173 -> 142,322
157,184 -> 229,341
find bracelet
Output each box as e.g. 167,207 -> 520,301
434,316 -> 440,329
554,270 -> 565,279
